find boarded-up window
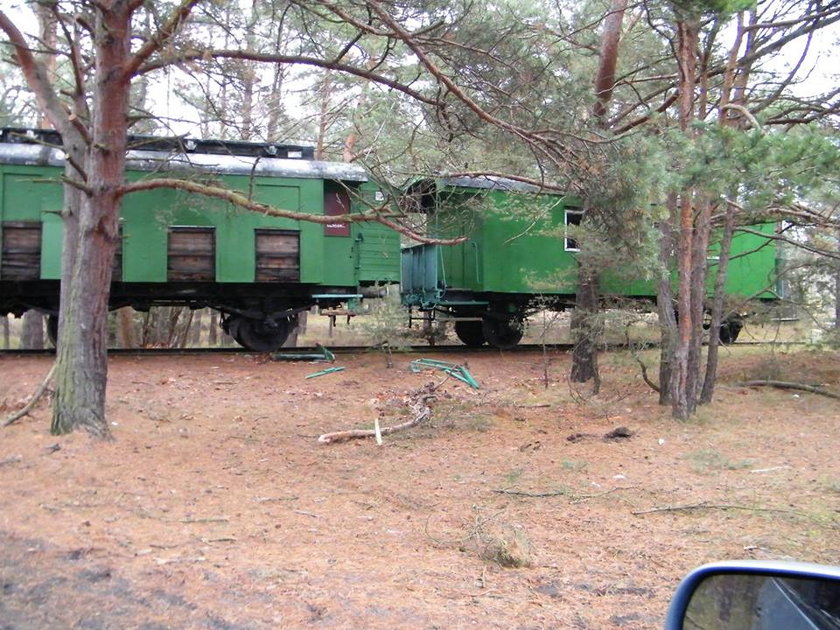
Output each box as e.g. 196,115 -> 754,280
167,226 -> 215,282
324,188 -> 351,237
1,221 -> 41,280
255,229 -> 300,282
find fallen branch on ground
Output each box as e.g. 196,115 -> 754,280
2,362 -> 56,427
496,486 -> 634,503
632,501 -> 811,518
318,383 -> 437,444
495,489 -> 572,498
734,380 -> 840,400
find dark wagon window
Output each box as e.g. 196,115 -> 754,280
564,208 -> 583,251
324,185 -> 351,237
167,226 -> 215,282
255,228 -> 300,282
1,221 -> 41,280
112,225 -> 124,282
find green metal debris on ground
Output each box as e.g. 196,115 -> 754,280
271,344 -> 335,363
409,359 -> 480,389
305,366 -> 346,379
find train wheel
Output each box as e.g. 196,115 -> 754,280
454,320 -> 486,347
482,317 -> 524,349
230,316 -> 290,352
719,317 -> 743,345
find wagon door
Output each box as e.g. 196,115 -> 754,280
434,192 -> 483,292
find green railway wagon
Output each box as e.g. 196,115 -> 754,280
401,177 -> 779,348
0,129 -> 400,351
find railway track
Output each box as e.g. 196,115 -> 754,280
0,339 -> 788,357
0,343 -> 570,357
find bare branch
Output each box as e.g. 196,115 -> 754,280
0,11 -> 71,133
363,0 -> 591,167
124,0 -> 201,81
119,177 -> 466,245
140,49 -> 439,106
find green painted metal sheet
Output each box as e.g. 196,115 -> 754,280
429,187 -> 581,295
420,180 -> 778,305
1,158 -> 400,293
1,168 -> 64,281
40,211 -> 63,278
719,224 -> 778,298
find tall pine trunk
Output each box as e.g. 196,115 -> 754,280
669,16 -> 702,420
21,311 -> 44,349
52,3 -> 131,437
570,0 -> 627,386
570,265 -> 600,388
836,226 -> 840,330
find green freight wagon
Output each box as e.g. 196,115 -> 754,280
0,129 -> 400,350
401,177 -> 779,348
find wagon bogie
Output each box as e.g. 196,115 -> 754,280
481,315 -> 525,349
453,320 -> 486,347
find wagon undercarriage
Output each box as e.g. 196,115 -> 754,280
0,279 -> 363,351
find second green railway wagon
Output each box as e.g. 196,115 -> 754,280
401,177 -> 779,348
0,129 -> 400,351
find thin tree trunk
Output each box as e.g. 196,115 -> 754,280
657,193 -> 678,405
189,309 -> 203,346
686,193 -> 712,410
117,307 -> 135,348
178,309 -> 194,348
265,21 -> 287,142
163,307 -> 184,347
21,311 -> 45,349
698,10 -> 753,405
2,315 -> 9,349
209,310 -> 219,346
835,226 -> 840,329
570,266 -> 601,388
239,5 -> 260,141
701,200 -> 737,403
315,71 -> 333,160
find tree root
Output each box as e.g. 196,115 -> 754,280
624,324 -> 660,393
734,380 -> 840,400
634,354 -> 660,393
1,362 -> 56,428
318,383 -> 437,444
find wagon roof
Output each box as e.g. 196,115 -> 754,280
0,131 -> 368,182
428,175 -> 548,193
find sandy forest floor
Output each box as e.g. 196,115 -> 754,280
0,341 -> 839,629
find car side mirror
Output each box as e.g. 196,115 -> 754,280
664,560 -> 840,629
